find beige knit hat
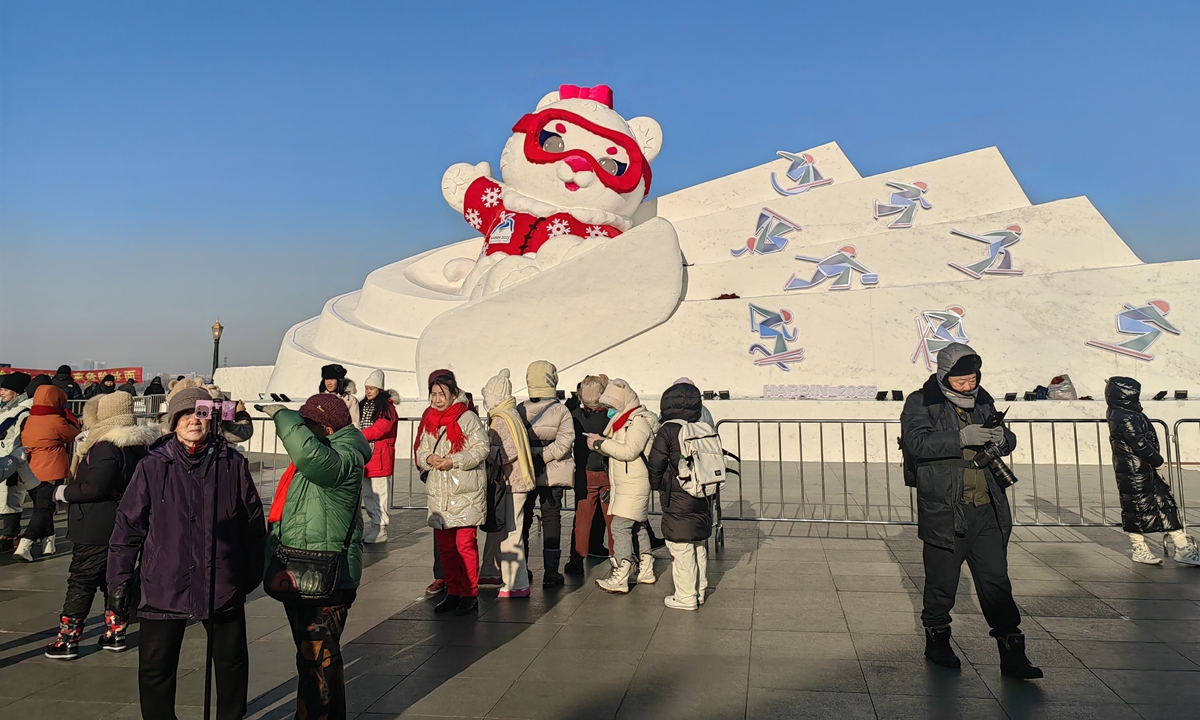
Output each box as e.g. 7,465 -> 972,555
579,375 -> 607,409
93,391 -> 136,430
483,369 -> 512,411
526,360 -> 558,399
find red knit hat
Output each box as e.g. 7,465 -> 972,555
299,393 -> 352,432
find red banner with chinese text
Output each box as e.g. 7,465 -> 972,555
0,367 -> 144,384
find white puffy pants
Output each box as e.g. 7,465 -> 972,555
362,475 -> 391,543
666,539 -> 709,605
481,490 -> 529,592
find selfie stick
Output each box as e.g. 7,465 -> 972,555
202,403 -> 223,720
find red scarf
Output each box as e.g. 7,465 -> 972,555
30,404 -> 65,417
414,402 -> 469,461
610,406 -> 639,434
267,463 -> 297,524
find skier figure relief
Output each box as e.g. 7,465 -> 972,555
440,84 -> 664,298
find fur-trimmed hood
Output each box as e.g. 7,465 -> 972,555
71,423 -> 161,476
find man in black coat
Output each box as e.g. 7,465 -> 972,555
901,342 -> 1041,679
647,383 -> 713,611
52,365 -> 82,401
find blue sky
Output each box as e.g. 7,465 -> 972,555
2,1 -> 1198,374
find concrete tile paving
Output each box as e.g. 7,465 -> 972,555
0,511 -> 1197,717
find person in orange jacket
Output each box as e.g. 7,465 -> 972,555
16,385 -> 80,561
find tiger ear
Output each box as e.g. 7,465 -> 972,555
627,117 -> 663,163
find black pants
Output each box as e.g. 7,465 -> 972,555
284,591 -> 355,720
922,502 -> 1021,637
23,481 -> 59,541
63,543 -> 109,618
432,535 -> 443,580
138,606 -> 249,720
522,487 -> 563,555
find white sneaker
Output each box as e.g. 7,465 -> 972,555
43,537 -> 55,557
1173,544 -> 1200,566
664,595 -> 698,611
13,538 -> 33,563
1132,545 -> 1162,565
635,554 -> 656,585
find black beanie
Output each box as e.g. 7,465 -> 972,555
0,372 -> 31,394
946,354 -> 982,378
26,375 -> 53,397
56,365 -> 72,375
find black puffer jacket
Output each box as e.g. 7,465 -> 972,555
648,383 -> 712,542
901,374 -> 1017,550
65,424 -> 159,545
1105,377 -> 1182,534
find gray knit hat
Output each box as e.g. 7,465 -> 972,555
165,387 -> 212,430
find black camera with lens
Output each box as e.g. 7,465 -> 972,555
970,408 -> 1019,488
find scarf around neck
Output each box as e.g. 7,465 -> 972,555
488,397 -> 536,486
416,400 -> 468,460
610,406 -> 640,435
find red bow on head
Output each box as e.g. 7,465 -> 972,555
559,84 -> 613,109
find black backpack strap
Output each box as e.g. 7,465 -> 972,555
341,481 -> 364,552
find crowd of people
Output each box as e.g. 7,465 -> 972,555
1,344 -> 1199,716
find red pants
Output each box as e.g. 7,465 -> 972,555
434,527 -> 479,598
573,470 -> 614,559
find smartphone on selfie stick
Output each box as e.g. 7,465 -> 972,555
193,398 -> 236,720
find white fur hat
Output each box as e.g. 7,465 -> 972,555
365,369 -> 385,390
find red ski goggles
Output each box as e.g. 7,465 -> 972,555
511,108 -> 652,196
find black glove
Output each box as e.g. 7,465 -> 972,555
960,424 -> 1004,447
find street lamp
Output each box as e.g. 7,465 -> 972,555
211,320 -> 224,379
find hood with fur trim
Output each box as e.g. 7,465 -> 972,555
71,423 -> 161,476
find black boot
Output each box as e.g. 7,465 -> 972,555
455,596 -> 479,616
924,626 -> 961,669
997,633 -> 1043,679
434,594 -> 462,614
542,550 -> 564,587
564,554 -> 585,575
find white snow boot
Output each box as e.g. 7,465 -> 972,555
13,538 -> 33,562
597,560 -> 633,594
636,554 -> 657,584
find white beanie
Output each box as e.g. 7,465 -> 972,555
365,369 -> 385,390
483,369 -> 512,411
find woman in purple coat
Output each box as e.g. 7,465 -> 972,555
108,388 -> 266,720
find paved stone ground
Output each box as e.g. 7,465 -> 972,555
1,509 -> 1199,719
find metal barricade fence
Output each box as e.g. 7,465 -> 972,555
67,394 -> 167,418
1172,419 -> 1200,525
713,418 -> 1178,527
237,415 -> 1190,528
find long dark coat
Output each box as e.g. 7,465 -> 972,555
900,375 -> 1017,550
647,384 -> 713,543
1106,377 -> 1182,534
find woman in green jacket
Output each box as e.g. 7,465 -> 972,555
265,393 -> 370,720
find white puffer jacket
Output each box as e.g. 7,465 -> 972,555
416,394 -> 490,529
519,399 -> 575,488
595,380 -> 660,522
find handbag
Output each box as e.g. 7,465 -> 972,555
264,483 -> 362,606
481,462 -> 508,533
